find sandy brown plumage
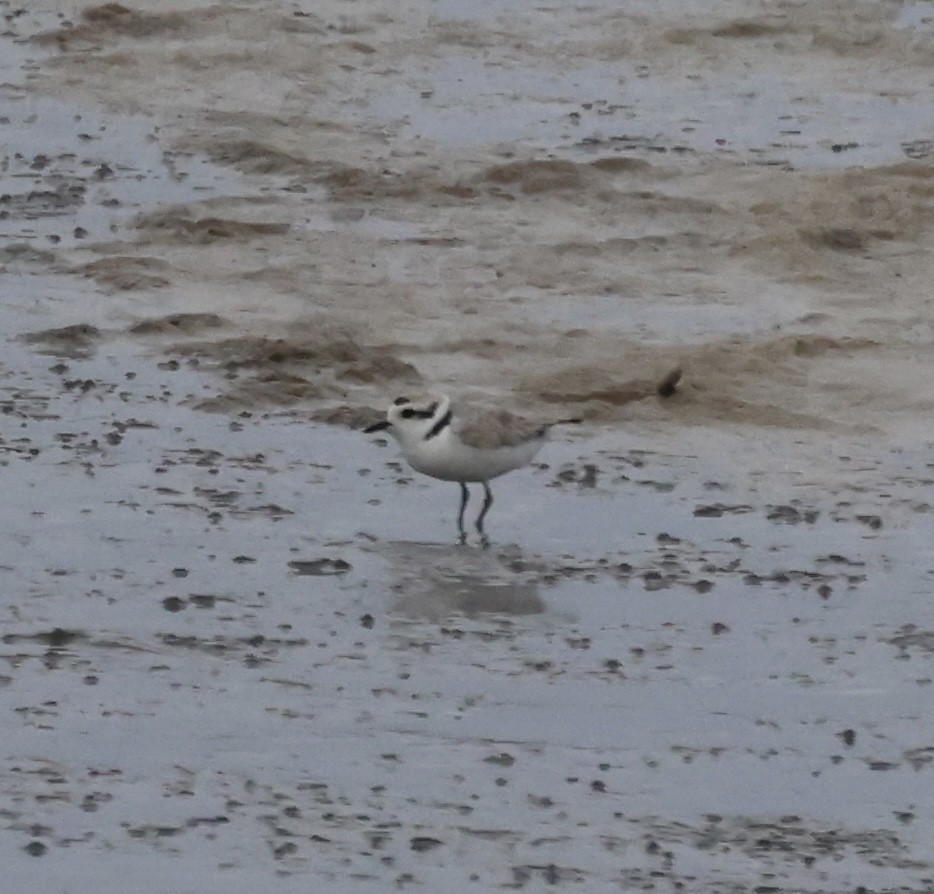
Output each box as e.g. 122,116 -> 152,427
454,408 -> 554,449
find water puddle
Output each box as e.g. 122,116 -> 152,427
357,55 -> 932,167
0,95 -> 237,249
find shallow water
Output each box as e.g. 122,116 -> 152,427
2,327 -> 933,891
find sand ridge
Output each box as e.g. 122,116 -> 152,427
5,0 -> 929,435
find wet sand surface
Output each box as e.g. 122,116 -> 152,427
2,1 -> 934,891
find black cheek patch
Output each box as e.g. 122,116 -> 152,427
425,408 -> 453,440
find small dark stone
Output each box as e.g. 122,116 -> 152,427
288,558 -> 351,576
40,628 -> 81,647
579,464 -> 598,488
657,368 -> 681,397
273,841 -> 297,858
694,503 -> 753,518
24,841 -> 46,857
360,613 -> 375,629
410,836 -> 443,852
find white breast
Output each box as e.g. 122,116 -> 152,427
402,424 -> 544,482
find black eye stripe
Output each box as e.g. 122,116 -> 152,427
393,396 -> 410,406
400,406 -> 436,420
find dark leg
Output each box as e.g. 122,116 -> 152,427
457,482 -> 470,544
475,481 -> 493,546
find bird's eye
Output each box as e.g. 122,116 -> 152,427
400,408 -> 415,419
393,396 -> 410,406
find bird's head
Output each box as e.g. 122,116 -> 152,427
364,394 -> 452,448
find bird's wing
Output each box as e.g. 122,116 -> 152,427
454,407 -> 547,449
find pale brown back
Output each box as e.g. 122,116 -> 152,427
454,407 -> 548,450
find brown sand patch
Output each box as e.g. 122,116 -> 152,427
735,165 -> 934,285
666,19 -> 796,46
176,335 -> 364,369
36,3 -> 224,47
134,210 -> 290,245
524,366 -> 682,410
479,160 -> 588,194
589,158 -> 656,175
710,20 -> 792,39
283,162 -> 480,204
128,313 -> 228,336
22,323 -> 101,359
522,334 -> 881,428
171,330 -> 421,411
72,256 -> 171,292
203,140 -> 315,177
193,372 -> 323,411
660,5 -> 923,64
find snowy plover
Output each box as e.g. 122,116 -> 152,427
365,394 -> 580,543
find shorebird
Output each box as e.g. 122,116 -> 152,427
365,394 -> 580,543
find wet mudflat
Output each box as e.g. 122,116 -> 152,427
2,1 -> 934,892
3,326 -> 934,893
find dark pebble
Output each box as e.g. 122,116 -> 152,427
410,836 -> 443,852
